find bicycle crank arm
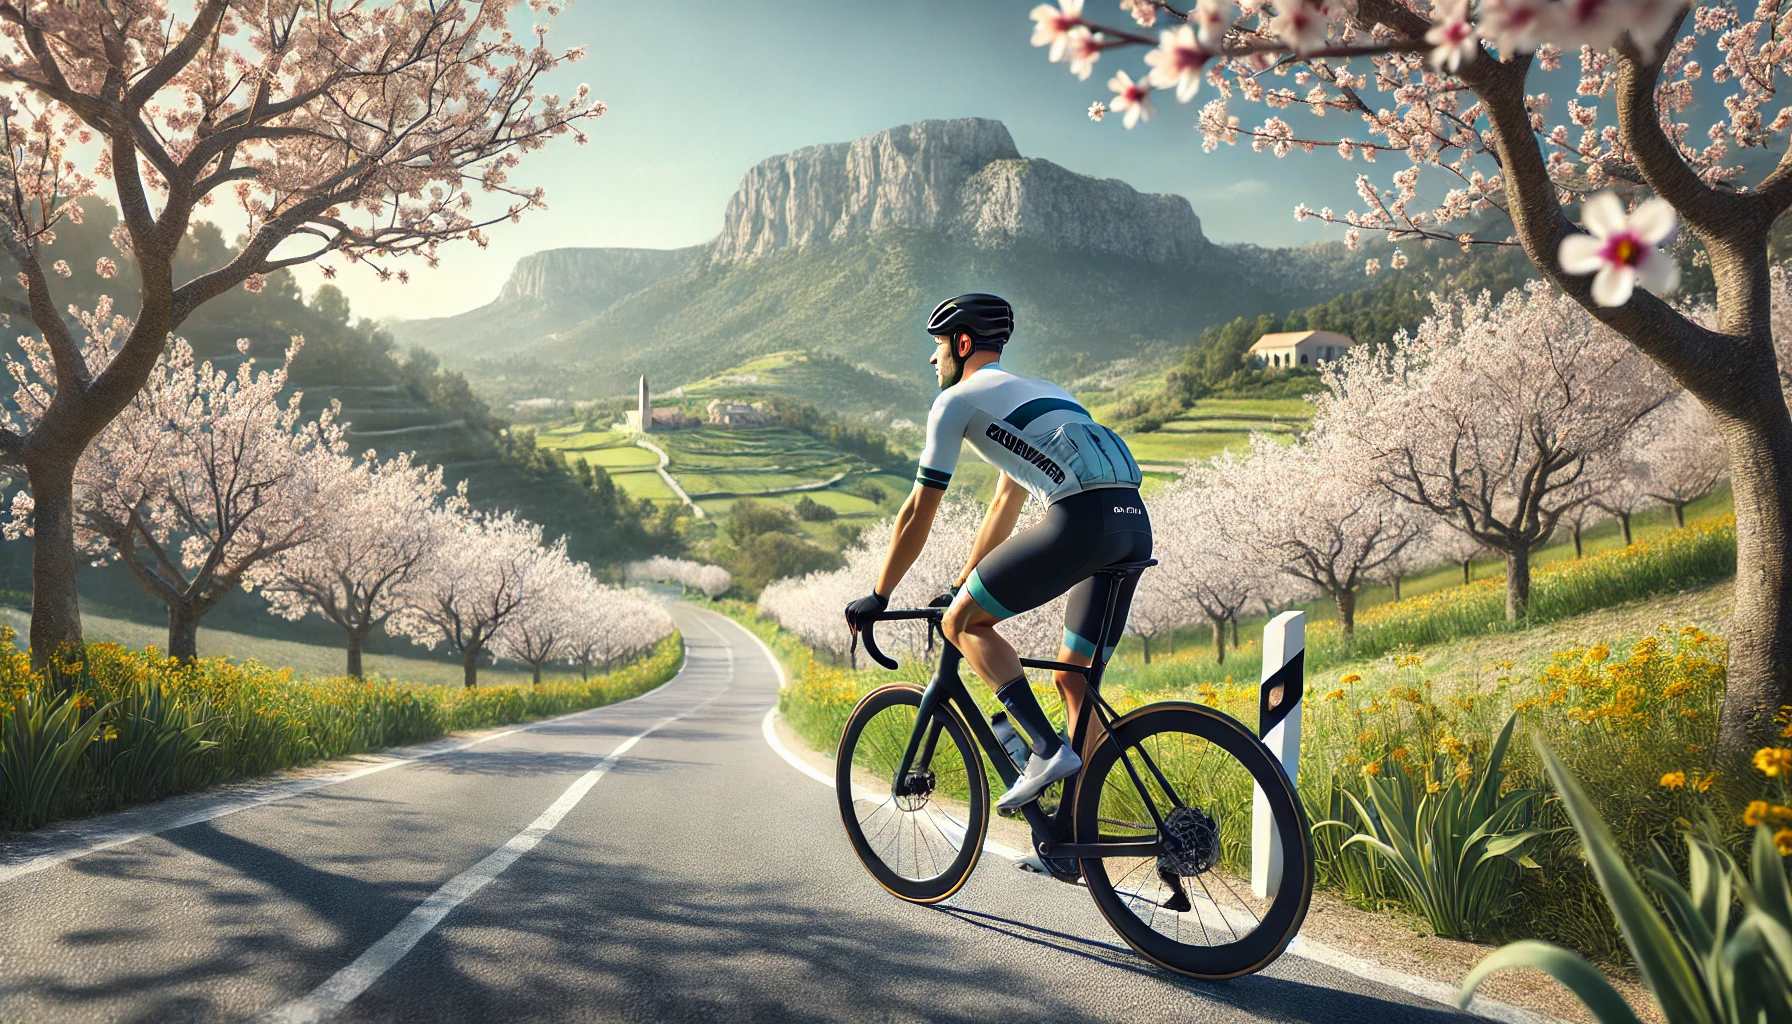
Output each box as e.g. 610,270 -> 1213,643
1037,838 -> 1164,859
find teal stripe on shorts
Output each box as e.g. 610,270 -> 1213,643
965,568 -> 1018,620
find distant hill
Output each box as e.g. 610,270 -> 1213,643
391,119 -> 1346,406
677,350 -> 935,423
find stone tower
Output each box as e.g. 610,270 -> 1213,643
638,374 -> 650,433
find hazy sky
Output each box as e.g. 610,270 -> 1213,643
311,0 -> 1366,323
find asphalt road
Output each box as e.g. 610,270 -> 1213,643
0,606 -> 1504,1023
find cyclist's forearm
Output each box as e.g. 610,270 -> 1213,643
874,485 -> 941,596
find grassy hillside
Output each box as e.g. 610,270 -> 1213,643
678,350 -> 934,422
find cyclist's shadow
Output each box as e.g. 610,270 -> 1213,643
932,906 -> 1489,1023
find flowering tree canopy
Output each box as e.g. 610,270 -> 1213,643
245,451 -> 457,677
1026,0 -> 1792,750
388,509 -> 565,689
564,585 -> 675,678
1318,282 -> 1669,618
1147,462 -> 1281,660
29,334 -> 352,660
1636,390 -> 1729,524
626,556 -> 733,598
0,0 -> 601,662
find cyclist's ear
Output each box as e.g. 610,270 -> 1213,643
956,332 -> 973,358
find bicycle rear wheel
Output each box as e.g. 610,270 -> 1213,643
836,684 -> 989,904
1074,702 -> 1312,979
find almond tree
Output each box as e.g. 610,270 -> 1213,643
565,586 -> 674,677
626,556 -> 732,597
1318,283 -> 1669,621
1151,462 -> 1271,661
1219,431 -> 1421,635
245,452 -> 456,677
1024,0 -> 1792,751
19,333 -> 352,659
493,547 -> 588,685
0,0 -> 601,662
388,510 -> 562,689
1638,391 -> 1728,525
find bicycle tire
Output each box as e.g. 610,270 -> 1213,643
836,684 -> 989,904
1074,701 -> 1312,979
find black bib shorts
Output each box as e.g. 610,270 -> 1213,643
963,487 -> 1153,660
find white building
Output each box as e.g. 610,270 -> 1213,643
1248,330 -> 1357,371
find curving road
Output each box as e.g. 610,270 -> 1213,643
0,606 -> 1512,1023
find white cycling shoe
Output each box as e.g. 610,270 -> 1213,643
995,746 -> 1082,812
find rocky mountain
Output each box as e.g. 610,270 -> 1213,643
391,118 -> 1334,409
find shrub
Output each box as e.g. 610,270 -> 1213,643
0,632 -> 682,832
792,495 -> 838,522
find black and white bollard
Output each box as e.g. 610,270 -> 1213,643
1251,610 -> 1305,900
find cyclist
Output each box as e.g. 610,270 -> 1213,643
844,293 -> 1151,812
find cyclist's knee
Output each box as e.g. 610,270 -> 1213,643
942,592 -> 995,644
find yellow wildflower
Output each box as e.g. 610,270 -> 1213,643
1696,772 -> 1718,793
1744,801 -> 1792,827
1323,688 -> 1346,702
1777,829 -> 1792,858
1659,771 -> 1686,790
1394,654 -> 1422,669
1340,673 -> 1363,685
1755,747 -> 1792,778
1365,760 -> 1383,778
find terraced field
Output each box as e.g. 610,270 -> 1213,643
1120,396 -> 1311,470
536,424 -> 909,537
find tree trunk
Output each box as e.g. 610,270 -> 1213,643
1230,614 -> 1238,647
1141,636 -> 1151,664
1505,548 -> 1531,622
1672,502 -> 1687,528
1714,412 -> 1792,757
1211,616 -> 1225,664
167,601 -> 200,661
532,662 -> 542,686
25,461 -> 82,669
345,627 -> 366,679
1167,629 -> 1175,655
1461,559 -> 1471,586
1572,523 -> 1584,559
1391,574 -> 1402,602
1618,513 -> 1634,546
1334,589 -> 1357,636
463,645 -> 481,689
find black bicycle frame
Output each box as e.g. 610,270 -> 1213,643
865,567 -> 1172,862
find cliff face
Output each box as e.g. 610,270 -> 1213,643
496,247 -> 693,304
715,118 -> 1207,265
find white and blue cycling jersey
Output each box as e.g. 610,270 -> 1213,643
915,363 -> 1141,505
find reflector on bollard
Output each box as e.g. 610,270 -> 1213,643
1252,610 -> 1305,900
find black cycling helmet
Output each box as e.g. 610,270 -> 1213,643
927,293 -> 1013,350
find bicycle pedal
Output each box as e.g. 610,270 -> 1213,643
996,806 -> 1020,819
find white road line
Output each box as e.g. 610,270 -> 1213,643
259,680 -> 727,1024
731,614 -> 1565,1024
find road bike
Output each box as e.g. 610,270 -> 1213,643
836,560 -> 1313,980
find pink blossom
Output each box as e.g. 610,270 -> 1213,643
1475,0 -> 1548,54
1270,0 -> 1333,55
1558,192 -> 1679,307
1107,70 -> 1155,128
1145,25 -> 1212,102
51,260 -> 70,278
1065,27 -> 1102,80
1121,0 -> 1157,28
1089,100 -> 1109,121
1425,0 -> 1477,72
1192,0 -> 1230,49
95,257 -> 116,279
1365,257 -> 1382,275
1030,1 -> 1087,61
243,273 -> 266,293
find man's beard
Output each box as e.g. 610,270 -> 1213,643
938,349 -> 965,390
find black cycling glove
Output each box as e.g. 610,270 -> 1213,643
843,592 -> 889,632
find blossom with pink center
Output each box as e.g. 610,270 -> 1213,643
1107,70 -> 1155,128
1030,0 -> 1087,62
1065,27 -> 1102,80
1475,0 -> 1548,54
1425,0 -> 1477,72
51,260 -> 70,278
95,257 -> 116,279
1145,25 -> 1212,102
1088,100 -> 1109,121
1121,0 -> 1157,28
1558,191 -> 1679,307
1543,0 -> 1625,51
1192,0 -> 1231,49
1270,0 -> 1333,55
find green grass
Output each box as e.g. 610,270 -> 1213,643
613,471 -> 676,501
1119,396 -> 1313,466
0,607 -> 544,687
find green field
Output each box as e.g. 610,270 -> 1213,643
1119,396 -> 1312,467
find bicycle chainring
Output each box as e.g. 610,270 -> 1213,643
1157,805 -> 1221,877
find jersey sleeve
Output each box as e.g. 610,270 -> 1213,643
915,389 -> 970,490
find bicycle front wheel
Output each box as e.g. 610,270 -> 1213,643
835,684 -> 989,904
1074,702 -> 1312,979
